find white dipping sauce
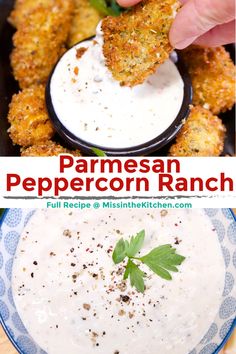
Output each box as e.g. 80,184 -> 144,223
49,25 -> 184,149
12,209 -> 224,354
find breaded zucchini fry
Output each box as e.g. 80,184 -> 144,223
102,0 -> 180,86
8,0 -> 57,28
169,106 -> 226,157
181,46 -> 235,115
11,1 -> 74,89
8,85 -> 54,147
21,141 -> 81,156
68,0 -> 103,47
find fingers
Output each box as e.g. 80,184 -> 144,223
193,20 -> 235,46
116,0 -> 235,49
117,0 -> 189,7
169,0 -> 235,49
116,0 -> 141,7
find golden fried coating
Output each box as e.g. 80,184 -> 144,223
8,0 -> 57,28
8,85 -> 54,147
181,46 -> 236,115
169,106 -> 226,157
102,0 -> 180,87
11,1 -> 74,89
21,141 -> 81,156
68,0 -> 102,47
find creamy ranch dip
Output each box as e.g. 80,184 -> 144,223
12,209 -> 224,354
49,25 -> 184,149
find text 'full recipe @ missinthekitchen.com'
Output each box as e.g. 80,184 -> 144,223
46,200 -> 193,210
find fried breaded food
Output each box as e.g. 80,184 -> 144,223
11,1 -> 74,89
21,141 -> 81,156
8,0 -> 58,28
102,0 -> 180,86
169,106 -> 226,157
68,0 -> 102,47
181,46 -> 236,115
8,85 -> 54,147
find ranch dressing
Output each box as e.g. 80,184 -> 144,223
12,209 -> 224,354
49,25 -> 184,149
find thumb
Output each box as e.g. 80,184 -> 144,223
169,0 -> 235,49
194,20 -> 235,47
116,0 -> 141,6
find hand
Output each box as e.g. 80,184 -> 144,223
116,0 -> 235,49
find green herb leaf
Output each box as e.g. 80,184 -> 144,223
91,147 -> 107,157
112,238 -> 126,264
141,245 -> 185,280
126,229 -> 145,258
89,0 -> 124,16
89,0 -> 110,15
123,260 -> 131,280
126,259 -> 145,293
112,230 -> 185,293
124,240 -> 129,252
110,0 -> 123,15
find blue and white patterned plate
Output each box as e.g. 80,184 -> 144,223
0,209 -> 235,354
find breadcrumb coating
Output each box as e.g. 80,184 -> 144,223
8,0 -> 68,28
169,106 -> 226,157
21,141 -> 81,156
68,0 -> 102,47
180,46 -> 235,115
11,1 -> 74,89
102,0 -> 180,86
8,85 -> 54,147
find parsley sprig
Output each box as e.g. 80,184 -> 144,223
91,147 -> 107,157
89,0 -> 123,16
112,230 -> 185,293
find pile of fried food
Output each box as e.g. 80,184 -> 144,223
6,0 -> 235,156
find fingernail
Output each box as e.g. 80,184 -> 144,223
173,36 -> 198,49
